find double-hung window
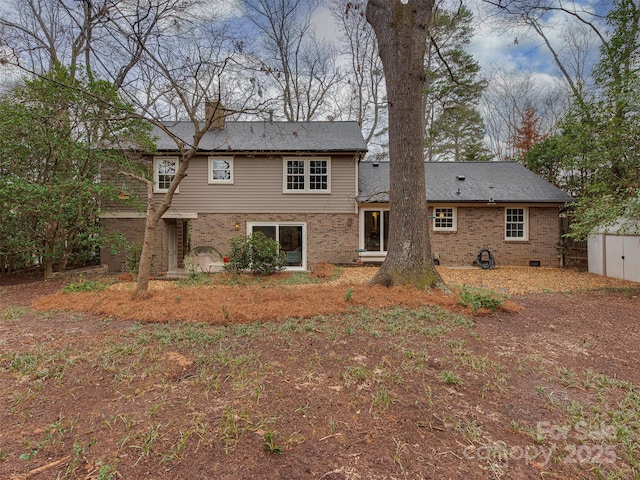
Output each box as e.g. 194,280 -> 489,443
154,157 -> 178,193
432,207 -> 456,232
209,157 -> 233,184
283,157 -> 330,193
505,207 -> 528,240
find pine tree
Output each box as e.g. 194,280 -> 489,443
423,5 -> 491,161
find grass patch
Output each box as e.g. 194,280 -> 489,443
1,306 -> 29,322
63,278 -> 111,293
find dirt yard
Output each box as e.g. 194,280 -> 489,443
0,266 -> 639,479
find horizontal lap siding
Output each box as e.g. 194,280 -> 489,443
162,154 -> 357,214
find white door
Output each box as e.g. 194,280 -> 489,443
167,224 -> 177,271
623,235 -> 640,281
604,234 -> 640,281
604,235 -> 624,280
249,223 -> 306,271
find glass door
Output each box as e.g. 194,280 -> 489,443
249,223 -> 306,269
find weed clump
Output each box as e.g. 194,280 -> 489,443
63,278 -> 110,293
457,285 -> 508,312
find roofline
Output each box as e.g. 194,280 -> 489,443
153,149 -> 368,155
357,200 -> 574,205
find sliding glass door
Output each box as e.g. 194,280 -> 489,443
249,222 -> 306,270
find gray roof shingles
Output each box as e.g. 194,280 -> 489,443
152,121 -> 368,153
358,161 -> 574,204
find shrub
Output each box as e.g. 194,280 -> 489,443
125,243 -> 143,274
224,232 -> 287,275
458,285 -> 508,312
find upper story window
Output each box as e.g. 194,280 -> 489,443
432,207 -> 457,232
209,157 -> 233,184
505,207 -> 528,241
154,157 -> 178,193
283,157 -> 331,193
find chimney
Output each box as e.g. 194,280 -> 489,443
205,101 -> 226,130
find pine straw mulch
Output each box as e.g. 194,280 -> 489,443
33,282 -> 464,325
31,265 -> 638,325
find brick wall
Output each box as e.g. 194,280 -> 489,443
429,206 -> 562,267
190,213 -> 359,270
100,217 -> 167,273
102,213 -> 359,273
101,206 -> 561,273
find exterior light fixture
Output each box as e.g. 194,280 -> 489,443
234,222 -> 240,231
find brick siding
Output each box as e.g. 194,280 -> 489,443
429,206 -> 562,267
101,213 -> 359,273
190,213 -> 359,270
101,206 -> 561,273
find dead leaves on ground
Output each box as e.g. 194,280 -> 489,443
31,266 -> 638,324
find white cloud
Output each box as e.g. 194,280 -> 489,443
468,0 -> 605,79
311,5 -> 341,43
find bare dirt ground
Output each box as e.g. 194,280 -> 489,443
1,266 -> 639,480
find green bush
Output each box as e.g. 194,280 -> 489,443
458,285 -> 508,312
125,243 -> 143,274
224,232 -> 287,275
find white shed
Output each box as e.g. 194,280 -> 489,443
588,220 -> 640,282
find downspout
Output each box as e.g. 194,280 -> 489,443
354,150 -> 365,215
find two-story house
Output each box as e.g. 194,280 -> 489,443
100,118 -> 573,274
100,118 -> 368,274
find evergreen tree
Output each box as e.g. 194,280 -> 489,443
0,65 -> 152,277
423,5 -> 491,162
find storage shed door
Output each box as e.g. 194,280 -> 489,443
604,234 -> 640,282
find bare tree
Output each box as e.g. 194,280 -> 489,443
1,0 -> 268,293
329,0 -> 386,145
366,0 -> 446,289
481,68 -> 566,161
480,0 -> 605,107
241,0 -> 344,121
100,5 -> 268,294
0,0 -> 202,82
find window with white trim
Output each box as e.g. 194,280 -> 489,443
209,157 -> 233,184
432,207 -> 457,232
505,207 -> 528,240
154,157 -> 178,193
283,157 -> 330,193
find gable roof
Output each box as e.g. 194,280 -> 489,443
152,121 -> 368,153
358,161 -> 574,204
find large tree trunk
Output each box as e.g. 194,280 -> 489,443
366,0 -> 446,289
136,180 -> 158,295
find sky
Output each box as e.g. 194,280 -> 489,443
308,0 -> 609,83
0,0 -> 608,93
